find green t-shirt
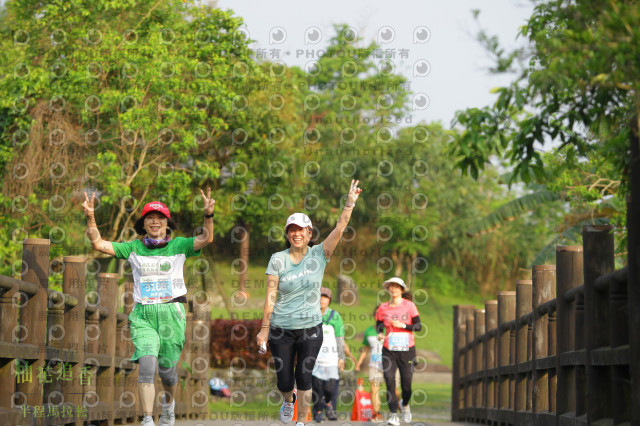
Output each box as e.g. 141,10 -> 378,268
266,242 -> 329,329
323,308 -> 345,337
362,325 -> 384,370
112,237 -> 200,304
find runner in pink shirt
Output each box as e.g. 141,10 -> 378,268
375,277 -> 422,425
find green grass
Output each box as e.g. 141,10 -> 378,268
207,379 -> 452,422
194,260 -> 485,369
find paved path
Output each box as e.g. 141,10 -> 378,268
170,422 -> 473,426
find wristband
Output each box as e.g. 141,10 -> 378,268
345,202 -> 355,208
204,213 -> 214,218
261,325 -> 269,328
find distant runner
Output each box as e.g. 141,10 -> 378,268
376,277 -> 422,425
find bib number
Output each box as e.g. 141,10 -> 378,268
140,276 -> 173,304
388,332 -> 410,351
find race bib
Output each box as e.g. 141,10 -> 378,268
140,276 -> 173,304
388,332 -> 410,351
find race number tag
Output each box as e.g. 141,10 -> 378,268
140,276 -> 172,304
388,332 -> 410,351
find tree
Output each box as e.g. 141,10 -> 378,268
450,0 -> 639,259
0,0 -> 255,275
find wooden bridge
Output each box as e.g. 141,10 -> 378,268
452,225 -> 638,425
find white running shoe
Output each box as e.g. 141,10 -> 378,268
141,416 -> 156,426
280,390 -> 297,423
159,407 -> 175,426
295,423 -> 305,426
387,413 -> 400,426
401,403 -> 412,423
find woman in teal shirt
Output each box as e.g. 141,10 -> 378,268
256,180 -> 362,426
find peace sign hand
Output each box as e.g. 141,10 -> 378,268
200,187 -> 216,215
347,179 -> 363,204
83,192 -> 96,218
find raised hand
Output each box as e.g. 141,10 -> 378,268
200,187 -> 215,215
347,179 -> 363,204
83,192 -> 96,217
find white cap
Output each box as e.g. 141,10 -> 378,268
383,277 -> 407,290
285,213 -> 313,231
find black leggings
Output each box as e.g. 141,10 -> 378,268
312,376 -> 336,413
382,346 -> 416,413
268,323 -> 324,392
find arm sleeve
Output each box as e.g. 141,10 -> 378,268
336,336 -> 346,361
405,315 -> 422,332
376,320 -> 385,334
111,241 -> 134,260
333,312 -> 345,337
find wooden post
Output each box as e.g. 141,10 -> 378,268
556,246 -> 582,420
628,123 -> 640,426
610,269 -> 629,425
452,305 -> 475,421
184,311 -> 194,419
465,316 -> 474,417
583,225 -> 614,422
192,300 -> 210,420
532,265 -> 555,417
509,310 -> 516,411
61,256 -> 85,426
497,291 -> 515,411
515,280 -> 532,416
121,281 -> 138,421
0,272 -> 20,414
45,274 -> 65,415
574,290 -> 586,418
97,273 -> 118,425
18,238 -> 50,419
484,300 -> 497,414
548,307 -> 557,415
474,309 -> 485,422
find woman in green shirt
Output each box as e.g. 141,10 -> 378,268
83,190 -> 215,426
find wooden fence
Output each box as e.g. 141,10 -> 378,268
452,225 -> 635,425
0,238 -> 210,425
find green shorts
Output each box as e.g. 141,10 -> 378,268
129,302 -> 186,368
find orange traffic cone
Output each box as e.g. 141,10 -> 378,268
351,378 -> 373,421
292,391 -> 313,422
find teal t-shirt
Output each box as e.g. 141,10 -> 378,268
112,237 -> 200,304
266,243 -> 329,329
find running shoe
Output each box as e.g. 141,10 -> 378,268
387,413 -> 400,426
280,390 -> 297,423
141,416 -> 156,426
314,410 -> 325,422
372,412 -> 383,421
295,423 -> 305,426
324,403 -> 338,421
400,403 -> 412,423
159,407 -> 175,426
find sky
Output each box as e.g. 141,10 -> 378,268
213,0 -> 534,128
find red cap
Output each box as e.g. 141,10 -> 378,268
140,201 -> 171,219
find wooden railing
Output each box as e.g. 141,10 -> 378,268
0,238 -> 210,425
452,225 -> 634,425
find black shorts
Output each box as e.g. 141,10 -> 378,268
268,323 -> 324,392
